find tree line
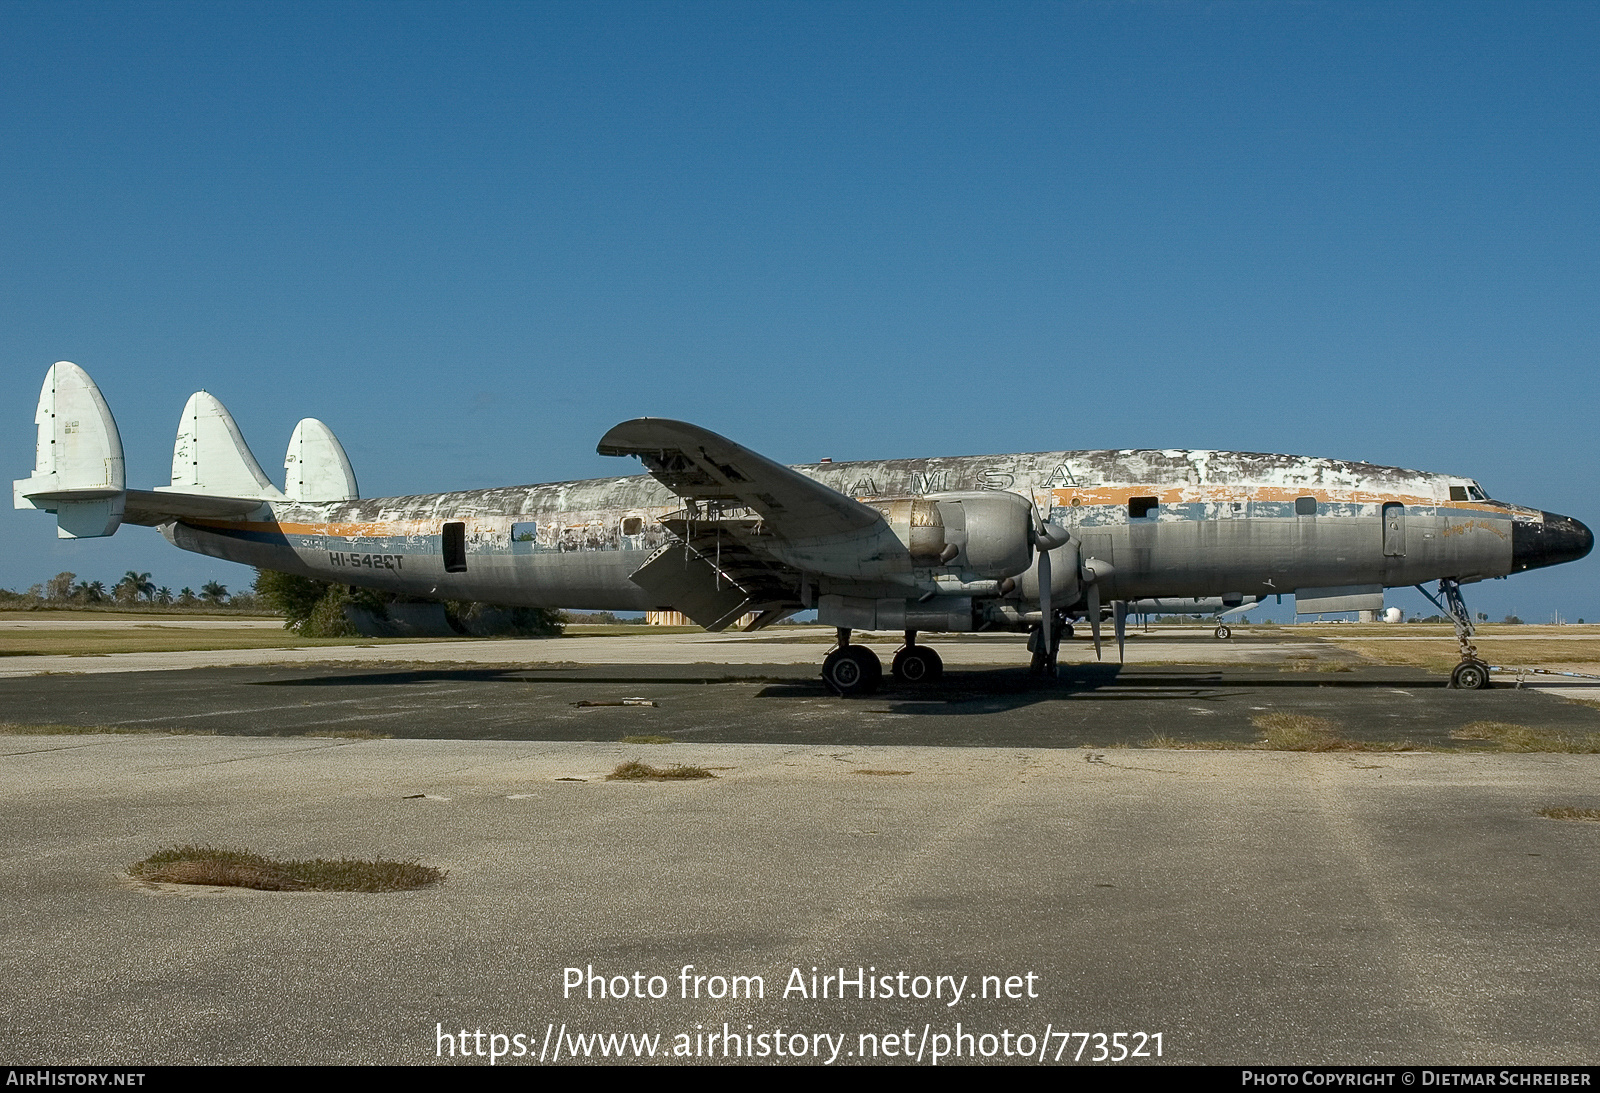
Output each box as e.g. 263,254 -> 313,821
4,571 -> 248,608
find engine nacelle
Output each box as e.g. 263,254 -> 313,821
933,491 -> 1036,578
870,491 -> 1036,579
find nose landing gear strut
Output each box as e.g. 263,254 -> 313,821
1418,579 -> 1492,690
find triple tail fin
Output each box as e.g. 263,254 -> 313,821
12,362 -> 127,537
155,391 -> 286,501
284,418 -> 358,502
17,364 -> 360,535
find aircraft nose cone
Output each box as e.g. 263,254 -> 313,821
1512,511 -> 1594,573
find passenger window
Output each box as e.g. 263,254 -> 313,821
1128,496 -> 1159,519
621,516 -> 644,536
442,522 -> 467,573
1295,496 -> 1317,516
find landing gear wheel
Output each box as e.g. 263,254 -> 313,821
1214,624 -> 1232,640
892,645 -> 943,685
822,645 -> 883,696
1062,623 -> 1076,639
1450,660 -> 1492,690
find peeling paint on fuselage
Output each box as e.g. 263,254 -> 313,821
162,449 -> 1533,620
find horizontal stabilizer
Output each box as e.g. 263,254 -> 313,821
156,391 -> 286,502
284,418 -> 358,502
121,489 -> 270,526
12,362 -> 127,537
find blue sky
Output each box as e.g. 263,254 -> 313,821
3,1 -> 1596,621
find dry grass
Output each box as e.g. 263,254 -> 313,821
0,628 -> 440,657
1145,734 -> 1232,750
129,845 -> 443,892
0,722 -> 384,740
1537,807 -> 1600,821
1148,714 -> 1406,752
1450,721 -> 1600,753
607,759 -> 714,781
852,769 -> 912,776
1252,713 -> 1407,751
619,734 -> 675,744
1332,637 -> 1600,674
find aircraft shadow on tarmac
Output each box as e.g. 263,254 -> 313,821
247,664 -> 1467,721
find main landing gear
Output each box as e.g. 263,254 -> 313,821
821,629 -> 943,696
1027,618 -> 1062,677
1214,623 -> 1232,640
1419,578 -> 1492,690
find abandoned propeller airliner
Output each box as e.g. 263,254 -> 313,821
14,362 -> 1592,694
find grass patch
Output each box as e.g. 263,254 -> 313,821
0,721 -> 213,736
1537,807 -> 1600,821
1450,722 -> 1600,753
1252,712 -> 1406,751
1145,734 -> 1232,750
1148,715 -> 1405,752
0,629 -> 446,657
1330,637 -> 1600,675
619,734 -> 675,744
0,722 -> 385,740
607,759 -> 714,781
129,845 -> 443,892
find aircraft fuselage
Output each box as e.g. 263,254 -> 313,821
158,447 -> 1587,624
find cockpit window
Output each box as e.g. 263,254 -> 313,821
1467,484 -> 1487,501
1450,486 -> 1469,502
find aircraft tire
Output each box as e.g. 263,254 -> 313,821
823,645 -> 882,696
1062,623 -> 1075,639
891,645 -> 943,685
1450,660 -> 1492,690
1214,624 -> 1231,640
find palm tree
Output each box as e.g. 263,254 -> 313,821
200,581 -> 228,604
122,571 -> 155,601
154,587 -> 174,605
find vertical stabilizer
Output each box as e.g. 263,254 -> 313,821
284,418 -> 359,502
156,391 -> 286,501
12,362 -> 127,537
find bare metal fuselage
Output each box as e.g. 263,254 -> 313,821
159,447 -> 1541,624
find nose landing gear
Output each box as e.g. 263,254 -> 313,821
1419,578 -> 1492,690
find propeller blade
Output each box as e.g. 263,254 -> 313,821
1038,545 -> 1052,649
1113,599 -> 1128,663
1088,582 -> 1102,660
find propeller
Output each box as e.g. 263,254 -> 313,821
1113,598 -> 1128,663
1079,556 -> 1116,662
1087,581 -> 1101,660
1031,510 -> 1071,675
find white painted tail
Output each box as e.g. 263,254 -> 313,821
284,418 -> 358,502
155,391 -> 286,501
12,362 -> 127,537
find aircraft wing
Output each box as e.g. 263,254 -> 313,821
597,418 -> 883,540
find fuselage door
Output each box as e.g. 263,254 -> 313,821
1383,502 -> 1406,557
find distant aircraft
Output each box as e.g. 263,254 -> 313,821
15,363 -> 1592,694
1122,596 -> 1263,640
